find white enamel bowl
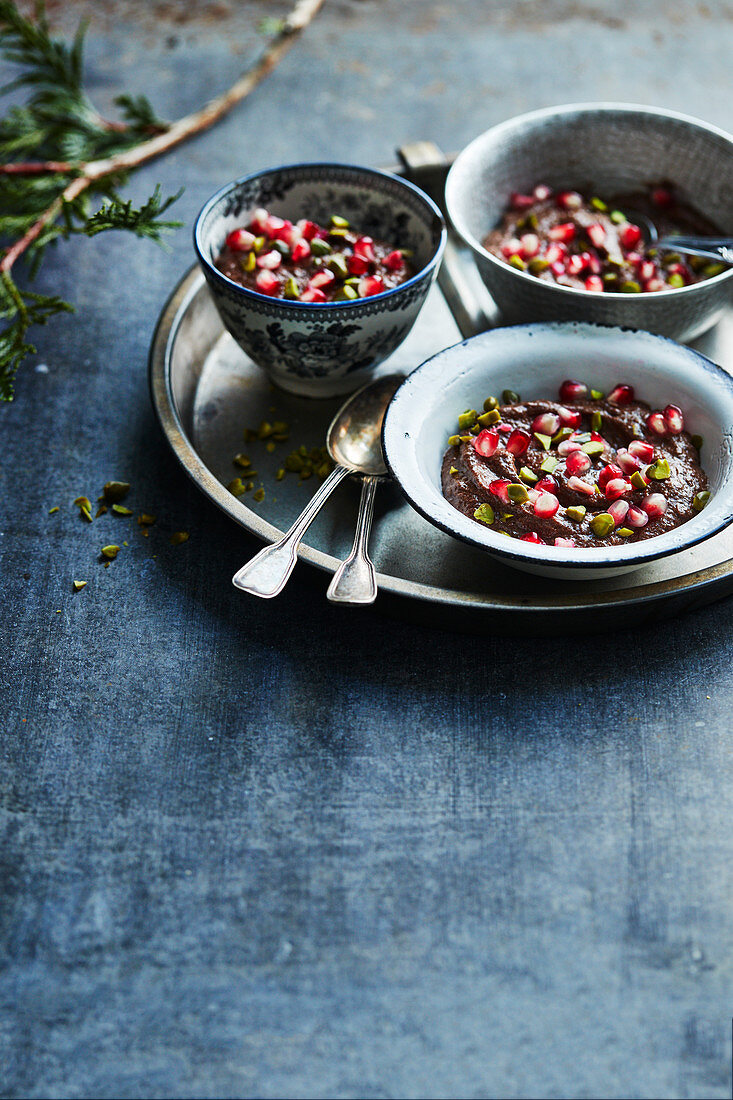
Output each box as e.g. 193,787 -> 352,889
382,322 -> 733,580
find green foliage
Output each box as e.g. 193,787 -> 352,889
0,2 -> 182,400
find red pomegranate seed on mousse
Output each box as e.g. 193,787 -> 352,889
559,380 -> 588,402
663,404 -> 684,433
627,506 -> 649,528
300,287 -> 327,303
290,238 -> 311,263
604,478 -> 634,501
255,269 -> 280,295
584,275 -> 604,293
608,499 -> 630,526
520,531 -> 544,544
535,476 -> 558,493
628,440 -> 655,463
473,429 -> 499,458
489,479 -> 511,503
548,222 -> 576,243
646,411 -> 668,435
226,228 -> 256,251
565,450 -> 591,476
607,384 -> 634,404
642,493 -> 668,518
531,412 -> 561,436
534,492 -> 560,519
505,429 -> 531,457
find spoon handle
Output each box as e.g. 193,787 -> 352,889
327,475 -> 380,605
232,465 -> 350,598
655,236 -> 733,264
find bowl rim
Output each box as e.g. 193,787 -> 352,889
445,101 -> 733,301
193,160 -> 447,311
382,320 -> 733,572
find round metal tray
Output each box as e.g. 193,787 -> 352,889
149,264 -> 733,634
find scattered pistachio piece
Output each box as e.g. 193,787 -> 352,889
582,441 -> 604,457
327,254 -> 349,279
330,214 -> 349,228
257,420 -> 274,439
170,531 -> 189,546
276,468 -> 286,481
95,505 -> 107,518
590,389 -> 604,400
243,251 -> 257,273
227,478 -> 247,497
590,513 -> 614,537
519,467 -> 539,484
477,409 -> 501,427
507,483 -> 529,504
591,411 -> 602,432
693,491 -> 711,512
509,255 -> 525,271
610,210 -> 626,224
334,285 -> 358,301
100,545 -> 120,561
540,455 -> 558,474
79,505 -> 93,523
528,257 -> 550,274
74,495 -> 92,511
310,238 -> 331,257
450,465 -> 459,476
483,396 -> 499,412
447,434 -> 461,447
502,389 -> 520,404
265,441 -> 276,453
552,427 -> 573,446
667,273 -> 685,289
473,503 -> 495,525
112,504 -> 133,516
137,514 -> 156,526
533,432 -> 551,451
48,506 -> 59,514
630,471 -> 648,490
647,458 -> 671,480
566,505 -> 587,522
458,410 -> 478,430
233,454 -> 252,469
702,261 -> 727,278
621,281 -> 641,293
103,481 -> 131,503
617,527 -> 634,537
590,196 -> 608,212
72,580 -> 87,592
253,488 -> 265,502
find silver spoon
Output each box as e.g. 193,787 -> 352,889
232,373 -> 403,601
626,210 -> 733,264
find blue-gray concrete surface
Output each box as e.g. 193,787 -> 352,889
2,2 -> 733,1097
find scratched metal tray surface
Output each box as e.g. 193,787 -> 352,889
149,179 -> 733,634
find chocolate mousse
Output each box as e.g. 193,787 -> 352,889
441,380 -> 710,548
484,183 -> 725,293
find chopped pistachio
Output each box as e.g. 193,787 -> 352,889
328,227 -> 349,239
265,441 -> 276,453
327,254 -> 349,279
458,410 -> 478,430
473,503 -> 495,525
330,214 -> 349,228
334,285 -> 358,301
647,458 -> 671,480
502,513 -> 514,521
49,506 -> 59,514
502,389 -> 520,404
573,433 -> 591,443
227,478 -> 247,497
667,273 -> 685,288
552,427 -> 573,446
170,531 -> 189,545
242,251 -> 257,273
533,432 -> 552,451
508,255 -> 526,271
691,434 -> 703,452
283,277 -> 300,299
100,544 -> 120,561
257,420 -> 274,439
630,471 -> 648,490
72,580 -> 87,592
582,441 -> 604,457
528,257 -> 550,274
459,435 -> 472,443
702,261 -> 727,278
591,411 -> 602,432
507,483 -> 529,504
590,513 -> 614,537
74,495 -> 92,511
590,389 -> 604,400
103,481 -> 131,503
662,252 -> 682,266
112,504 -> 133,516
137,514 -> 156,526
316,463 -> 331,479
617,527 -> 634,538
95,505 -> 107,518
590,196 -> 608,212
540,455 -> 558,474
450,465 -> 459,476
299,467 -> 313,480
621,280 -> 641,293
483,396 -> 499,411
79,505 -> 93,523
233,454 -> 252,469
253,488 -> 265,502
519,466 -> 539,484
693,490 -> 711,512
447,434 -> 461,447
310,238 -> 331,256
477,408 -> 501,426
469,423 -> 482,436
276,468 -> 286,481
566,505 -> 587,522
610,210 -> 626,224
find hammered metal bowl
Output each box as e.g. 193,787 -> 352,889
445,103 -> 733,342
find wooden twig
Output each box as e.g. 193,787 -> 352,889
0,0 -> 326,273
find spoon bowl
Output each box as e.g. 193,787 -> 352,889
626,208 -> 733,265
326,373 -> 399,475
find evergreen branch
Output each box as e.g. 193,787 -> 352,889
80,185 -> 183,241
0,269 -> 73,398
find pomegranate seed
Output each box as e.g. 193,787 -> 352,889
598,463 -> 623,489
548,222 -> 576,243
628,440 -> 655,462
663,404 -> 684,433
359,274 -> 385,297
501,237 -> 523,259
383,250 -> 404,271
354,236 -> 376,262
604,478 -> 633,501
645,278 -> 667,292
608,499 -> 630,526
489,479 -> 511,503
567,476 -> 596,497
619,223 -> 642,249
531,412 -> 561,436
496,422 -> 513,433
473,429 -> 499,458
534,492 -> 560,518
310,269 -> 336,290
584,275 -> 604,293
505,429 -> 530,456
263,214 -> 285,238
557,191 -> 582,210
558,440 -> 583,457
255,269 -> 280,295
291,238 -> 311,263
587,223 -> 607,248
269,217 -> 292,242
616,449 -> 642,474
545,243 -> 568,264
347,254 -> 370,275
607,384 -> 634,405
520,233 -> 540,258
627,506 -> 649,528
558,406 -> 582,428
585,252 -> 602,275
527,488 -> 541,504
667,262 -> 690,280
590,432 -> 605,444
639,260 -> 656,282
226,228 -> 255,251
535,476 -> 558,493
625,251 -> 643,267
559,380 -> 588,402
256,249 -> 282,270
520,531 -> 544,544
554,537 -> 576,548
642,493 -> 668,518
652,187 -> 673,208
558,439 -> 583,457
566,254 -> 586,276
565,450 -> 591,476
300,287 -> 327,303
510,191 -> 535,210
297,219 -> 320,240
249,207 -> 269,233
533,183 -> 552,201
550,261 -> 566,277
646,411 -> 667,435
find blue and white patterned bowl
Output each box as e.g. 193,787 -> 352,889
382,323 -> 733,580
194,163 -> 446,397
445,103 -> 733,343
